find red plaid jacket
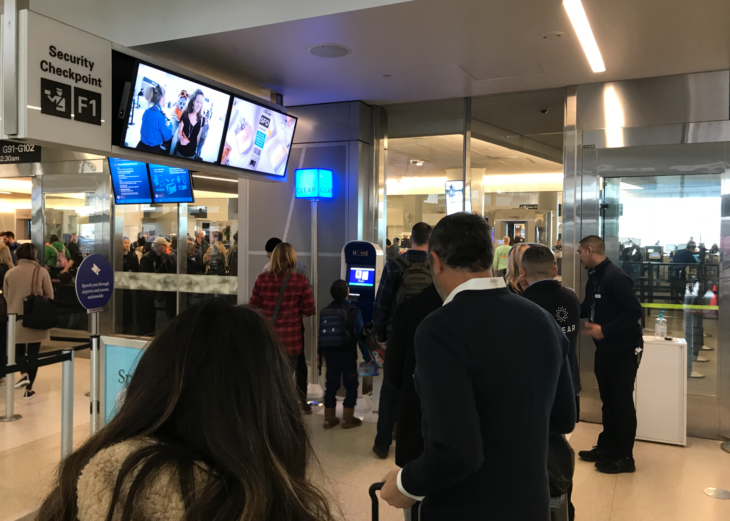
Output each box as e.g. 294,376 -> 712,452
249,272 -> 316,356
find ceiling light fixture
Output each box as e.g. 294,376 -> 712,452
0,191 -> 10,194
192,174 -> 238,183
563,0 -> 606,73
308,44 -> 351,58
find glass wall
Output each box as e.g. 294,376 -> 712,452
603,174 -> 721,397
113,175 -> 239,336
384,89 -> 565,257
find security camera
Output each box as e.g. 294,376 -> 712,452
539,108 -> 549,115
410,159 -> 424,166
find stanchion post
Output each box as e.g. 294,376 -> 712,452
0,314 -> 20,422
310,200 -> 318,387
89,311 -> 100,434
61,350 -> 74,458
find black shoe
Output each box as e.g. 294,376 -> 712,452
302,402 -> 313,415
578,446 -> 614,462
595,456 -> 636,474
14,375 -> 30,388
373,445 -> 389,459
23,389 -> 36,400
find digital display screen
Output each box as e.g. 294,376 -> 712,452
219,97 -> 297,177
123,62 -> 231,164
349,267 -> 375,287
148,164 -> 194,203
108,157 -> 152,204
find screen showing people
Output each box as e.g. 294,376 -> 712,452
348,267 -> 375,287
148,164 -> 194,203
124,63 -> 231,164
220,97 -> 297,177
109,158 -> 153,204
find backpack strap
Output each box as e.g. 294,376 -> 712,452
271,273 -> 292,325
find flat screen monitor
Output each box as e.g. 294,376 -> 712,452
148,164 -> 194,203
348,267 -> 375,287
219,97 -> 297,177
108,157 -> 153,204
123,62 -> 231,165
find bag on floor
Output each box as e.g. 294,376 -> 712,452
23,267 -> 58,330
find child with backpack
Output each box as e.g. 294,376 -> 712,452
319,279 -> 371,429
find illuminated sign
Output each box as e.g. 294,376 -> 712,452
295,168 -> 333,199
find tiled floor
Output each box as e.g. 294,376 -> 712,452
3,364 -> 730,521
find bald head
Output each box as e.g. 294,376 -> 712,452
503,236 -> 510,245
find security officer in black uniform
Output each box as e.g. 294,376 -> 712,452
577,235 -> 643,474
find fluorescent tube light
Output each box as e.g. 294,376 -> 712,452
563,0 -> 606,73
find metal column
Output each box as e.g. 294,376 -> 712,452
61,350 -> 74,458
0,314 -> 20,422
89,311 -> 101,434
308,200 -> 324,400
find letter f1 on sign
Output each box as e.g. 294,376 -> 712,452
75,254 -> 114,311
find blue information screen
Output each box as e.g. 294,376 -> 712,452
349,267 -> 375,287
148,164 -> 194,203
109,158 -> 152,204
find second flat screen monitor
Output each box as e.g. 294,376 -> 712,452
148,164 -> 194,203
220,97 -> 297,177
124,62 -> 231,165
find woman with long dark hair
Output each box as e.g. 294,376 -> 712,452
37,299 -> 336,521
175,89 -> 206,160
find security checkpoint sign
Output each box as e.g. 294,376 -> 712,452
14,10 -> 112,153
295,168 -> 333,199
75,254 -> 114,311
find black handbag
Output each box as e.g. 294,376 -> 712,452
22,266 -> 58,330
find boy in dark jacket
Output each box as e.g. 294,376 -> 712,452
319,280 -> 370,429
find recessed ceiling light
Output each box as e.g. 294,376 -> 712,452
308,44 -> 351,58
563,0 -> 606,73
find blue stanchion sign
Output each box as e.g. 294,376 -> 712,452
75,254 -> 114,310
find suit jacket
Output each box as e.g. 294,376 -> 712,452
522,279 -> 582,394
401,285 -> 576,521
387,285 -> 443,467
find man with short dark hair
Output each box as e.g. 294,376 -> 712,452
372,222 -> 433,459
381,213 -> 576,519
520,245 -> 581,521
669,240 -> 698,301
67,233 -> 83,268
387,237 -> 401,261
3,231 -> 17,263
577,235 -> 643,474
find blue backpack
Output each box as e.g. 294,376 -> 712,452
319,304 -> 358,350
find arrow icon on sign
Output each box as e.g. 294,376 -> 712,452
92,264 -> 100,275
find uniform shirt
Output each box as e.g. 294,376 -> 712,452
670,248 -> 697,279
139,104 -> 173,147
580,258 -> 643,352
249,272 -> 315,356
492,244 -> 511,271
372,249 -> 429,342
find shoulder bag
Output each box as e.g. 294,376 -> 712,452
23,266 -> 58,330
270,273 -> 292,325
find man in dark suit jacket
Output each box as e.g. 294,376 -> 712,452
381,213 -> 577,521
388,284 -> 443,519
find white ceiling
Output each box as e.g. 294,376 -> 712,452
130,0 -> 730,106
388,135 -> 563,179
28,0 -> 412,47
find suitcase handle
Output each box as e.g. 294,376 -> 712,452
369,482 -> 384,521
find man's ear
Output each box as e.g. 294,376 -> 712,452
430,251 -> 443,274
520,267 -> 527,278
553,265 -> 558,278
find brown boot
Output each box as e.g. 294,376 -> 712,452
324,408 -> 340,429
342,407 -> 363,429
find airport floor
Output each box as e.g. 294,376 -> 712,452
2,361 -> 730,520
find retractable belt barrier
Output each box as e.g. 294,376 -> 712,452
0,313 -> 89,459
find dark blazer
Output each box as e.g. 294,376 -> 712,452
522,279 -> 582,394
387,285 -> 443,467
580,258 -> 643,352
401,286 -> 576,521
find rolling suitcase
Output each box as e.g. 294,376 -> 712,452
370,482 -> 419,521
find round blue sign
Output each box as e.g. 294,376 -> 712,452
75,254 -> 114,310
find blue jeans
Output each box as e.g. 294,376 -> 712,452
375,373 -> 401,450
324,351 -> 359,408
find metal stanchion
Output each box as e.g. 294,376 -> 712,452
308,200 -> 324,401
60,349 -> 74,458
89,311 -> 100,434
0,314 -> 20,422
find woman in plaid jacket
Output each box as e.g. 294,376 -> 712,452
249,243 -> 316,369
